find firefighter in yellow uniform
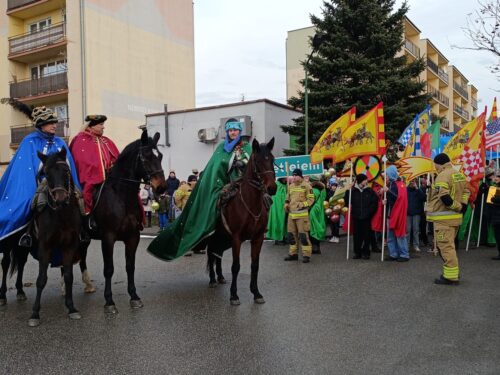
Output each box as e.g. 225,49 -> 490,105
426,153 -> 470,285
284,169 -> 315,263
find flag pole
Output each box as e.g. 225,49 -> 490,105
380,156 -> 388,262
346,160 -> 353,260
476,173 -> 487,248
466,207 -> 474,252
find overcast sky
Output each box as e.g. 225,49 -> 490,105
194,0 -> 497,115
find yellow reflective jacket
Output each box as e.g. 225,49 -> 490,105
287,180 -> 315,219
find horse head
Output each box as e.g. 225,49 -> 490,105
138,130 -> 167,194
251,137 -> 277,195
37,148 -> 72,208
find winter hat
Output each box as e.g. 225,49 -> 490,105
85,114 -> 107,127
355,174 -> 368,184
32,106 -> 58,128
433,153 -> 450,165
385,165 -> 399,181
292,168 -> 303,177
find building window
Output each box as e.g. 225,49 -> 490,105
28,18 -> 52,34
30,59 -> 67,79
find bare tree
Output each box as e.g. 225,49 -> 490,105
456,0 -> 500,79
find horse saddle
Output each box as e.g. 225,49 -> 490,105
217,180 -> 242,210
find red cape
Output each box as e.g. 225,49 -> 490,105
371,184 -> 383,232
69,130 -> 119,212
389,180 -> 408,237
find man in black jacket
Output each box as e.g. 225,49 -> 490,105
345,174 -> 378,259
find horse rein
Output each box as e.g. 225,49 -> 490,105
117,146 -> 163,185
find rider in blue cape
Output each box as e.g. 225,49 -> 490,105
0,99 -> 81,247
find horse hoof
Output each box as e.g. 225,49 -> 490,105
104,305 -> 119,314
28,318 -> 41,327
84,286 -> 96,294
217,278 -> 227,284
69,312 -> 82,320
254,297 -> 266,304
130,299 -> 144,309
230,299 -> 241,306
0,299 -> 6,306
17,293 -> 27,301
208,282 -> 217,288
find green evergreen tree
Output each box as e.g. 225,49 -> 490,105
283,0 -> 428,155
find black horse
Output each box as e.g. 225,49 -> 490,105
29,148 -> 82,327
80,130 -> 166,313
0,231 -> 30,306
206,138 -> 276,305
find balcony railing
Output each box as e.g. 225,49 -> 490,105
404,39 -> 420,57
453,81 -> 469,100
454,103 -> 469,121
427,84 -> 449,107
438,67 -> 449,83
10,71 -> 68,99
471,97 -> 478,109
7,0 -> 42,11
9,22 -> 66,56
426,59 -> 439,75
10,119 -> 69,145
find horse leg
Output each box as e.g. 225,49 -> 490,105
216,256 -> 226,284
125,236 -> 143,309
0,251 -> 10,305
79,246 -> 96,293
101,237 -> 118,314
63,248 -> 81,320
28,246 -> 50,327
207,250 -> 217,288
15,247 -> 29,301
229,239 -> 242,305
250,236 -> 265,304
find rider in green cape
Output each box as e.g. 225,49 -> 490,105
266,178 -> 288,243
147,121 -> 252,261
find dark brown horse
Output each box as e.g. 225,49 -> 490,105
29,148 -> 82,326
206,138 -> 276,305
0,231 -> 30,306
81,130 -> 166,313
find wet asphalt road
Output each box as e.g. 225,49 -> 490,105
0,237 -> 499,375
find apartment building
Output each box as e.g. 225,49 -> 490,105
0,0 -> 195,175
285,17 -> 478,134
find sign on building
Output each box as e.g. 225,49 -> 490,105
274,155 -> 323,178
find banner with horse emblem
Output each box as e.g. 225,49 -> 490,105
443,109 -> 486,162
310,107 -> 356,164
332,102 -> 386,163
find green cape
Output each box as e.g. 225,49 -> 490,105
148,141 -> 252,261
266,181 -> 287,240
310,184 -> 327,241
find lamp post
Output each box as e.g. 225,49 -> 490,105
304,34 -> 324,154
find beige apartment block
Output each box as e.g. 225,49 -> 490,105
285,17 -> 478,134
0,0 -> 195,175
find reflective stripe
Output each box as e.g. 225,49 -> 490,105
302,201 -> 309,207
290,188 -> 306,193
449,201 -> 461,211
426,213 -> 463,221
435,182 -> 449,189
443,265 -> 459,280
307,194 -> 314,198
290,212 -> 309,219
452,173 -> 466,182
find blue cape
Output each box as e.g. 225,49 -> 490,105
0,130 -> 81,243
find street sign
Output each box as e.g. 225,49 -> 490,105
274,155 -> 323,178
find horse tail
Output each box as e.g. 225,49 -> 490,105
9,249 -> 18,278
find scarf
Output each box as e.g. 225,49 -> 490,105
224,133 -> 241,153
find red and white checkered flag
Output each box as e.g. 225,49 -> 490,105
458,146 -> 484,182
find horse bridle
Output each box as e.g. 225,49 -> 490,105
45,161 -> 72,208
119,146 -> 163,185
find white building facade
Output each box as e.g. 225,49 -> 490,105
145,99 -> 300,180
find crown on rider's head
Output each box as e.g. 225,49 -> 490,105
32,106 -> 58,128
85,114 -> 107,127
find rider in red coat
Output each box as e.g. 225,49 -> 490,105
69,115 -> 119,215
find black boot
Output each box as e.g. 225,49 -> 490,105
311,244 -> 321,254
284,254 -> 298,261
434,275 -> 459,285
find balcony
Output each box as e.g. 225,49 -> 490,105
426,58 -> 448,84
427,84 -> 449,107
10,119 -> 69,147
471,97 -> 478,109
454,103 -> 469,121
453,81 -> 469,100
437,67 -> 449,84
10,71 -> 68,100
404,39 -> 420,57
441,118 -> 450,130
8,22 -> 66,62
7,0 -> 43,11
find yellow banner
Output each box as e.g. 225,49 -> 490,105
332,102 -> 386,163
310,107 -> 356,164
443,111 -> 486,161
398,156 -> 436,182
